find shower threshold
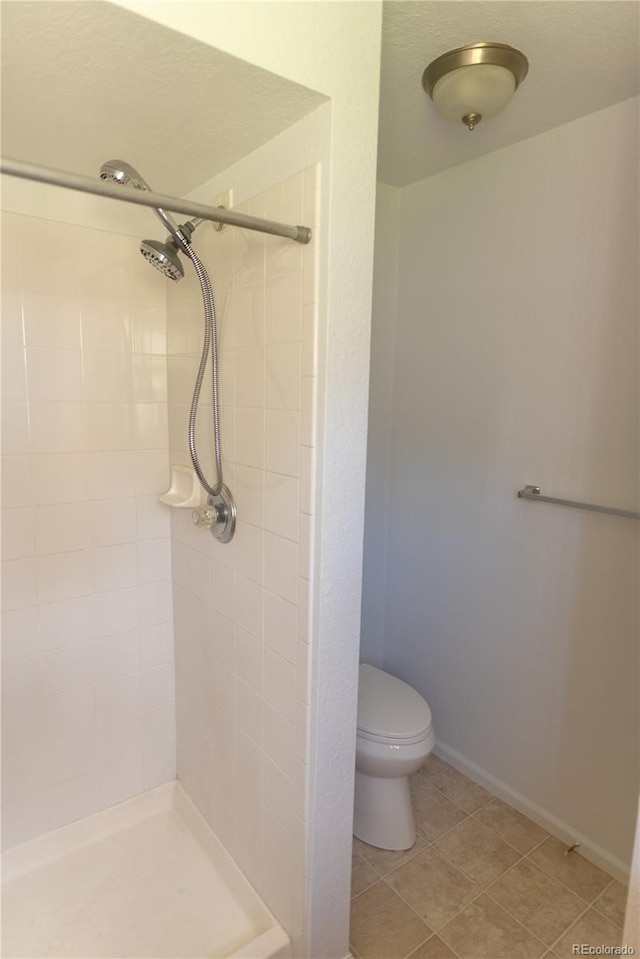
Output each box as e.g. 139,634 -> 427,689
1,782 -> 290,959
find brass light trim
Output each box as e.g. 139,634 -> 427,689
422,41 -> 529,97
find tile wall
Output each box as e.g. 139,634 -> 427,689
1,213 -> 175,849
167,167 -> 318,948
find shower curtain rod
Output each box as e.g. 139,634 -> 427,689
0,157 -> 312,245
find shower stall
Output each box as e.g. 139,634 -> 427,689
0,3 -> 384,957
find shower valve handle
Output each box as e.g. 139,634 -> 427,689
191,504 -> 217,528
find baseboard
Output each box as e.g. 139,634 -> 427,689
434,741 -> 631,884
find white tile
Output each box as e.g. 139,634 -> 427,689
95,674 -> 140,722
234,677 -> 263,745
84,403 -> 133,452
23,293 -> 81,350
263,703 -> 296,779
134,403 -> 168,450
138,623 -> 173,670
265,473 -> 299,541
298,513 -> 312,580
211,562 -> 235,621
94,631 -> 138,682
138,581 -> 172,627
2,402 -> 29,454
264,757 -> 295,830
235,409 -> 264,469
34,502 -> 87,555
1,558 -> 37,610
301,375 -> 316,447
206,608 -> 234,670
135,450 -> 170,495
235,626 -> 263,693
232,283 -> 265,348
140,664 -> 175,709
41,642 -> 98,696
39,596 -> 91,651
1,291 -> 25,347
138,538 -> 171,584
1,347 -> 27,401
82,351 -> 133,402
26,349 -> 83,401
299,446 -> 315,516
1,795 -> 48,850
265,534 -> 298,604
84,451 -> 137,500
264,592 -> 297,664
297,577 -> 310,642
142,702 -> 176,749
235,574 -> 263,639
89,544 -> 138,591
295,701 -> 309,763
29,402 -> 84,453
265,272 -> 303,342
136,496 -> 171,540
143,738 -> 176,790
265,343 -> 302,411
1,655 -> 42,707
87,497 -> 137,547
1,606 -> 39,661
2,748 -> 47,806
2,507 -> 35,560
132,306 -> 167,356
133,355 -> 167,402
235,730 -> 263,793
235,522 -> 264,585
80,297 -> 132,352
264,648 -> 296,722
189,548 -> 211,603
234,466 -> 265,528
2,456 -> 34,507
30,453 -> 84,505
98,755 -> 144,809
296,640 -> 310,705
48,770 -> 102,831
302,304 -> 317,377
2,700 -> 44,757
265,411 -> 300,476
235,346 -> 264,408
42,688 -> 96,744
90,587 -> 138,639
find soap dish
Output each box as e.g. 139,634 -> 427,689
160,465 -> 203,508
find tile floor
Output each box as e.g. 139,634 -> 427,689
350,755 -> 629,959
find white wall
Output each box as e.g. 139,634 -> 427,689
113,5 -> 383,955
366,98 -> 639,873
360,183 -> 400,668
1,212 -> 175,849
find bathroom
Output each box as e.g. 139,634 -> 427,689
1,2 -> 638,959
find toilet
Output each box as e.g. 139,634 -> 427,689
354,664 -> 435,850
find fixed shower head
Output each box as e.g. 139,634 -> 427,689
99,159 -> 150,191
140,238 -> 184,282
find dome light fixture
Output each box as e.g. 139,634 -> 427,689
422,42 -> 529,131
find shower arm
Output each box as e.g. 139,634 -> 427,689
0,157 -> 312,244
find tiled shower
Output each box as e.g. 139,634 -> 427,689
1,164 -> 318,950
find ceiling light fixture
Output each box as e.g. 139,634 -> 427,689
422,42 -> 529,131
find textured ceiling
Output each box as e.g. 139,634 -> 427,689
378,1 -> 640,186
0,1 -> 325,196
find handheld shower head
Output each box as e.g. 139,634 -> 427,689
99,158 -> 183,245
140,238 -> 184,281
99,159 -> 151,191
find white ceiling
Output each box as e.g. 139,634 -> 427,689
0,1 -> 325,196
378,1 -> 640,186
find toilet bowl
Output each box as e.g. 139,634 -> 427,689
354,664 -> 435,850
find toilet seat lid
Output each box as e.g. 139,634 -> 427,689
357,664 -> 432,743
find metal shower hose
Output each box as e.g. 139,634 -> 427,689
183,244 -> 223,498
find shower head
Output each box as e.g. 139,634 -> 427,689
99,159 -> 151,191
140,238 -> 184,282
99,157 -> 183,245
